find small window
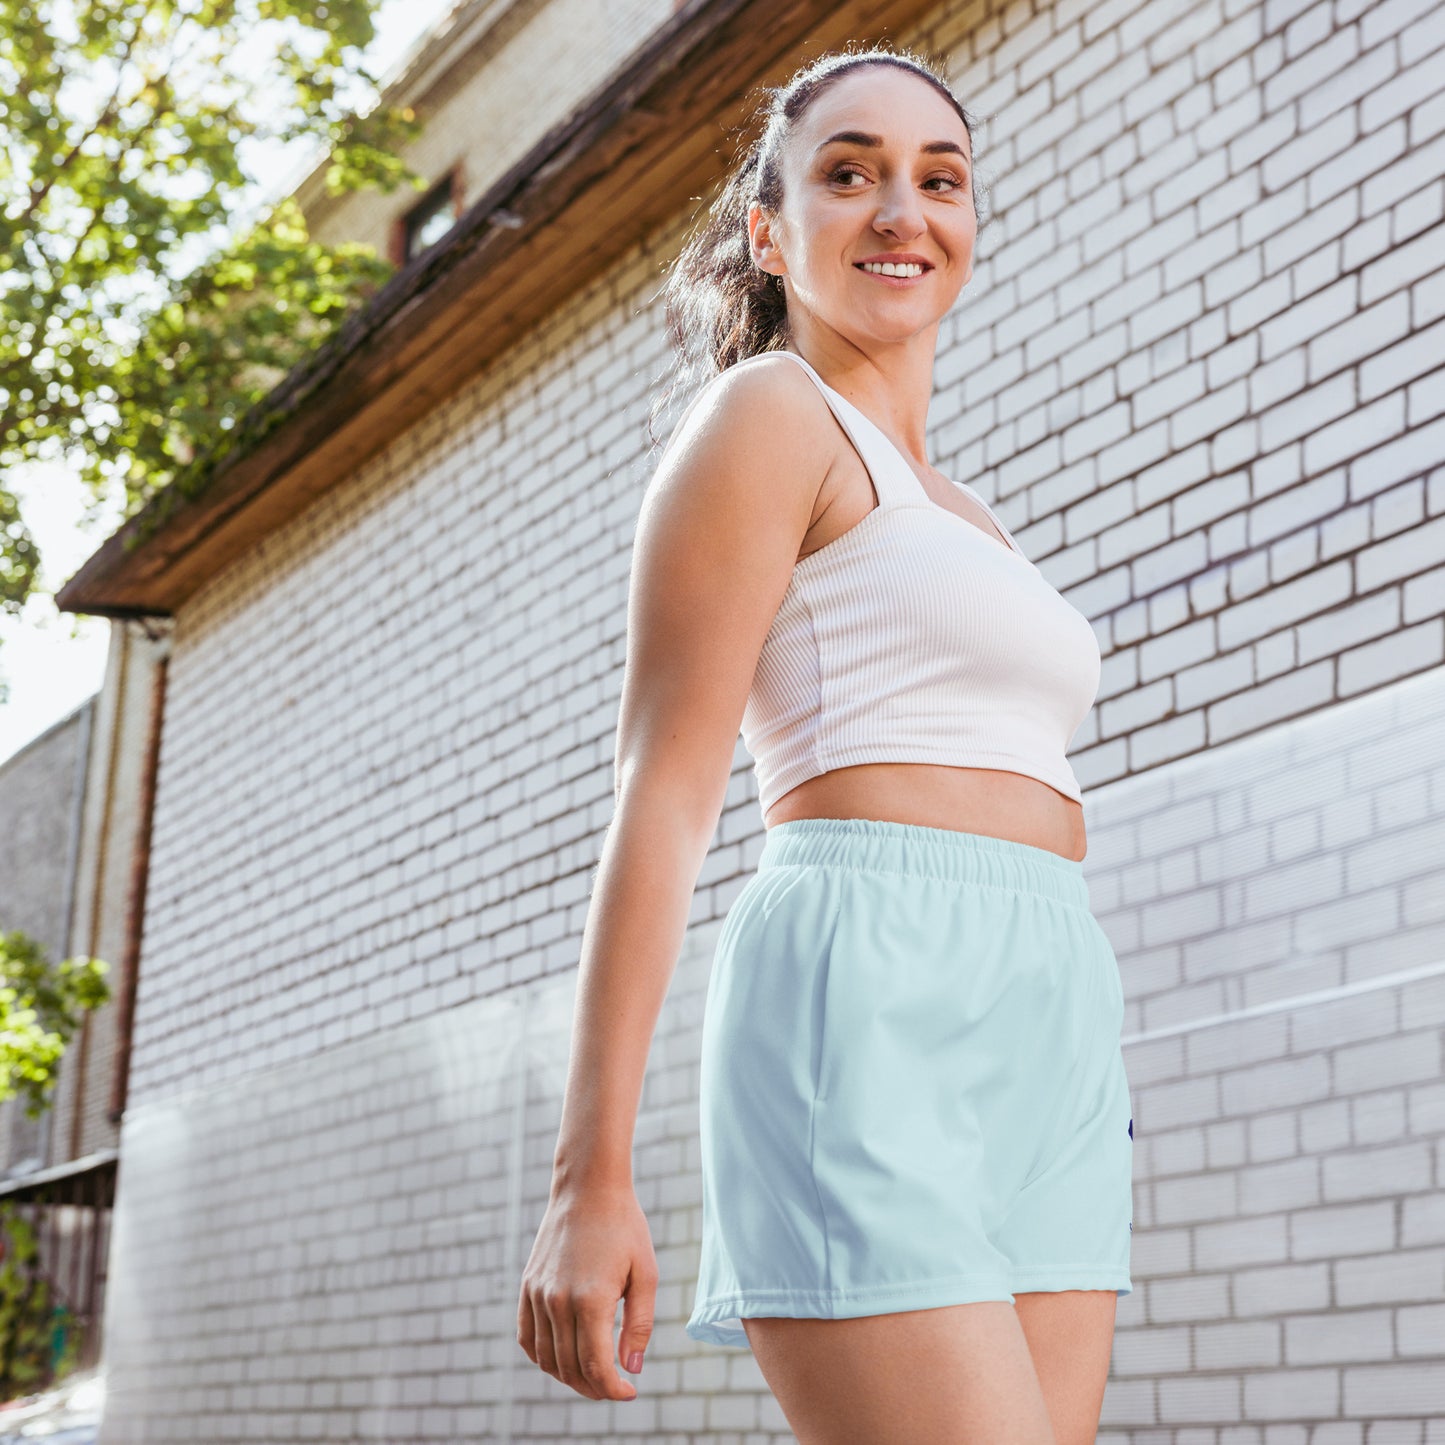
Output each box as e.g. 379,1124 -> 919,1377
403,176 -> 458,260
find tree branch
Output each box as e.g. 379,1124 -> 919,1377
24,8 -> 146,220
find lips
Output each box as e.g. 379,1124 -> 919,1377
854,259 -> 933,286
853,255 -> 935,270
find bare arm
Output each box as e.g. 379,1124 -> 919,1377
552,356 -> 833,1192
517,355 -> 834,1401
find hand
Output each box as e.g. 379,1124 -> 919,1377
517,1182 -> 657,1401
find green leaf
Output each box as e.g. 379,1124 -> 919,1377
0,0 -> 425,635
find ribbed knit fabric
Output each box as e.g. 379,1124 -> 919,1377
739,348 -> 1102,813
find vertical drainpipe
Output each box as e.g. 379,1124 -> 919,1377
105,622 -> 170,1129
66,620 -> 132,1158
40,689 -> 96,1172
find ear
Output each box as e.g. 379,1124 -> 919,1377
748,201 -> 786,281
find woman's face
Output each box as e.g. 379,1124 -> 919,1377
751,66 -> 977,346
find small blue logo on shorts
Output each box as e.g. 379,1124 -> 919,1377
1127,1117 -> 1133,1139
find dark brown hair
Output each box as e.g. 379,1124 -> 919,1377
647,43 -> 990,447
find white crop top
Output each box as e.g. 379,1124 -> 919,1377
738,348 -> 1102,812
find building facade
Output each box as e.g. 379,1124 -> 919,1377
0,617 -> 171,1377
54,0 -> 1445,1437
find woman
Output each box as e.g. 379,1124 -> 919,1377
517,45 -> 1133,1444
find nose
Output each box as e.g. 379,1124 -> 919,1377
871,177 -> 927,241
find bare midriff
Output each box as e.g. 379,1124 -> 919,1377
762,763 -> 1087,862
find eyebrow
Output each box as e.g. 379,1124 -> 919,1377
814,129 -> 971,166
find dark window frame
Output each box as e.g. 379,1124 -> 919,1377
393,165 -> 465,265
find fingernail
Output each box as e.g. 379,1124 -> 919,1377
626,1350 -> 643,1373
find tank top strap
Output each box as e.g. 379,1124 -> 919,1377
772,350 -> 928,510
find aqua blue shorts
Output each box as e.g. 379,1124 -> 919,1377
686,817 -> 1134,1349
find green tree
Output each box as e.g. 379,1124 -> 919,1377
0,929 -> 109,1120
0,0 -> 428,638
0,1202 -> 82,1395
0,927 -> 109,1391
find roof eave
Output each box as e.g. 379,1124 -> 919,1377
56,0 -> 937,617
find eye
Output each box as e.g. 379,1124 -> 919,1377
826,163 -> 967,193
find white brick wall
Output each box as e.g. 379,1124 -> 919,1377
101,0 -> 1445,1436
1089,670 -> 1445,1437
934,0 -> 1445,794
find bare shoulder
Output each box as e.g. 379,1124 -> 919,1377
652,351 -> 839,503
612,355 -> 837,816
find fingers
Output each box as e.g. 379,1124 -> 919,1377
549,1298 -> 598,1400
619,1257 -> 658,1378
569,1297 -> 639,1401
518,1286 -> 564,1386
518,1284 -> 637,1401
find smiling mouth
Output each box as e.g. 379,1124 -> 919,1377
854,262 -> 933,278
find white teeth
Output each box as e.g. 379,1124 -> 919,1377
861,261 -> 925,276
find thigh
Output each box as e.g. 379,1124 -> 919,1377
742,1301 -> 1057,1445
1014,1289 -> 1117,1445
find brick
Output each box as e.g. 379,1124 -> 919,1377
1147,1272 -> 1233,1323
1253,473 -> 1347,553
1361,220 -> 1445,309
1335,1247 -> 1445,1306
1221,1054 -> 1332,1117
1159,1372 -> 1246,1422
1408,1079 -> 1445,1136
1323,1143 -> 1433,1202
1175,649 -> 1255,713
1196,1319 -> 1283,1371
1293,1201 -> 1398,1258
1360,0 -> 1439,46
1334,1031 -> 1442,1095
1253,1108 -> 1305,1161
1151,1124 -> 1207,1176
1366,38 -> 1445,135
1312,390 -> 1410,473
1190,1014 -> 1298,1075
1397,1302 -> 1445,1357
1344,1363 -> 1445,1415
1211,660 -> 1337,743
1238,1157 -> 1322,1214
1156,1171 -> 1241,1226
1234,1261 -> 1332,1316
1242,1367 -> 1341,1419
1358,128 -> 1445,215
1207,1119 -> 1249,1168
1219,561 -> 1354,651
1356,515 -> 1445,594
1402,1193 -> 1445,1247
1361,317 -> 1445,403
1351,1088 -> 1407,1145
1195,1213 -> 1292,1268
1285,1309 -> 1395,1363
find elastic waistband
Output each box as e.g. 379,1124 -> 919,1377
758,817 -> 1089,909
